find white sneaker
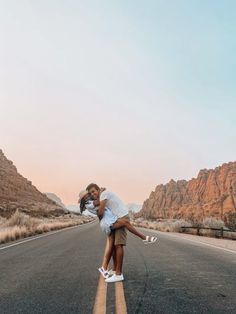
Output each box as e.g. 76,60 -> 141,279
143,236 -> 158,244
108,269 -> 116,276
105,274 -> 124,283
98,267 -> 109,279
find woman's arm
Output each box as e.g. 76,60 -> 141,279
96,200 -> 106,219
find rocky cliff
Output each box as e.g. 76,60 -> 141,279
138,162 -> 236,222
0,149 -> 64,217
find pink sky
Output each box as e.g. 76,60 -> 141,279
1,2 -> 235,205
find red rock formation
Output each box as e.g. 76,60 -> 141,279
138,162 -> 236,222
0,149 -> 64,217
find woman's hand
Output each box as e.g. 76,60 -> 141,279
93,199 -> 100,206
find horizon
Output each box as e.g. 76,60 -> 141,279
1,1 -> 236,205
1,147 -> 235,206
25,158 -> 236,205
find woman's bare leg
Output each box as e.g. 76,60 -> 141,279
101,233 -> 114,270
112,219 -> 146,240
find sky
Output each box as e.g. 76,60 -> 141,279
0,1 -> 236,205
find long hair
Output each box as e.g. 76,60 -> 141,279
80,197 -> 87,213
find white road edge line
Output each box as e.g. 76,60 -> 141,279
143,228 -> 236,254
0,219 -> 97,251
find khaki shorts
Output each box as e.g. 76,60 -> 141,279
114,215 -> 130,246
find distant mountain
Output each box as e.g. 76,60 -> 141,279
0,149 -> 64,217
45,193 -> 66,209
137,161 -> 236,222
66,204 -> 80,213
126,203 -> 142,213
66,204 -> 96,216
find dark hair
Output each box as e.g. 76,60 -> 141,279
80,197 -> 87,213
86,183 -> 100,192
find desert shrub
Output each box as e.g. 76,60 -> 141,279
5,210 -> 24,226
0,216 -> 7,226
133,218 -> 192,233
0,211 -> 94,244
146,222 -> 156,230
173,221 -> 187,231
202,217 -> 225,229
0,226 -> 29,243
224,211 -> 236,231
223,231 -> 236,240
35,220 -> 79,234
4,210 -> 39,230
156,219 -> 191,232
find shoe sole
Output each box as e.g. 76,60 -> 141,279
143,239 -> 158,245
105,279 -> 124,283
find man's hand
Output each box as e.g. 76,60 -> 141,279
96,199 -> 106,219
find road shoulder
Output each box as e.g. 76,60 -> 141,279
140,227 -> 236,253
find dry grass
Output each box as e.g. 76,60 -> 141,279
133,218 -> 192,232
133,217 -> 226,233
0,210 -> 94,244
4,210 -> 39,229
0,216 -> 7,225
132,216 -> 236,239
202,217 -> 225,229
224,211 -> 236,231
35,220 -> 81,234
0,226 -> 29,243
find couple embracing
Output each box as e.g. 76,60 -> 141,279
79,183 -> 157,283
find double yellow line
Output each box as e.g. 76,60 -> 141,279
93,275 -> 127,314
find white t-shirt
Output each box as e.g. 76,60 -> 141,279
100,190 -> 128,218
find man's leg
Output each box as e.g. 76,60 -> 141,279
112,246 -> 117,272
105,216 -> 129,282
114,244 -> 124,275
113,223 -> 127,275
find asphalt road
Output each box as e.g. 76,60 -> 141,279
0,221 -> 236,314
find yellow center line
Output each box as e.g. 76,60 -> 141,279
115,281 -> 127,314
92,275 -> 107,314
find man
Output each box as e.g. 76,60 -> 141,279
86,183 -> 129,283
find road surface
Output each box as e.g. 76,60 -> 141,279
0,221 -> 236,314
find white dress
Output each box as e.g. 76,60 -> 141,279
85,201 -> 118,235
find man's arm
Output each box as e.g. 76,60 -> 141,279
96,199 -> 106,219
